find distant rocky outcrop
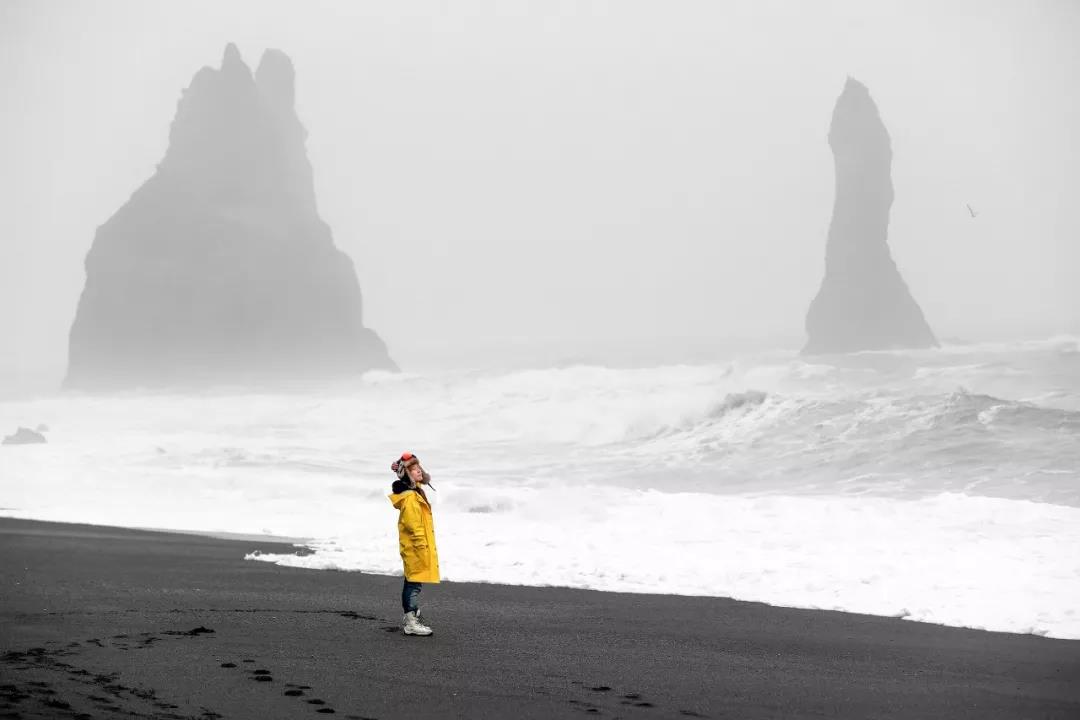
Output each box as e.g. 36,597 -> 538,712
66,44 -> 396,389
803,78 -> 937,355
3,427 -> 46,445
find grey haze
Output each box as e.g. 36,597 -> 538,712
1,0 -> 1077,388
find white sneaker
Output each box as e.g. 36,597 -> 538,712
403,611 -> 432,636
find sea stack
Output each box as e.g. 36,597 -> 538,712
66,44 -> 396,389
803,78 -> 937,355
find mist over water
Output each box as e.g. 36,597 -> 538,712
3,1 -> 1080,377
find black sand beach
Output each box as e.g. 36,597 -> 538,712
1,517 -> 1077,719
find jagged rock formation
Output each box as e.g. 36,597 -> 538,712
803,77 -> 937,355
66,44 -> 395,389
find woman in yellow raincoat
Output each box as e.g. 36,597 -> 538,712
389,452 -> 440,636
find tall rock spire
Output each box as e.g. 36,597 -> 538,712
66,45 -> 396,389
803,78 -> 937,355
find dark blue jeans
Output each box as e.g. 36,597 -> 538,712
402,579 -> 423,614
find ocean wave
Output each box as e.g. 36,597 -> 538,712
2,338 -> 1077,504
851,334 -> 1080,357
706,390 -> 769,418
2,338 -> 1078,640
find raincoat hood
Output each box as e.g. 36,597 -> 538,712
389,490 -> 417,509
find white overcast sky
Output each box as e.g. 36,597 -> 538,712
1,0 -> 1077,377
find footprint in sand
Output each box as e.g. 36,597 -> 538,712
163,626 -> 215,637
568,699 -> 601,714
609,691 -> 656,708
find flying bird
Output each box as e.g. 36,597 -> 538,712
966,204 -> 978,218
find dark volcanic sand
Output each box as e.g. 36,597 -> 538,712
1,517 -> 1077,719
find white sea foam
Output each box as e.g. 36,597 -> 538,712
249,488 -> 1080,639
1,339 -> 1077,637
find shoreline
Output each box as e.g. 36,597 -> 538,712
1,516 -> 1078,719
0,511 -> 314,545
4,485 -> 1080,642
5,509 -> 1079,641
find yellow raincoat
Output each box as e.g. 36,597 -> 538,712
389,489 -> 441,583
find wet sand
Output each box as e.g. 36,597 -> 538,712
1,516 -> 1078,719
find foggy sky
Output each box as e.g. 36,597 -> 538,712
1,0 -> 1078,381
